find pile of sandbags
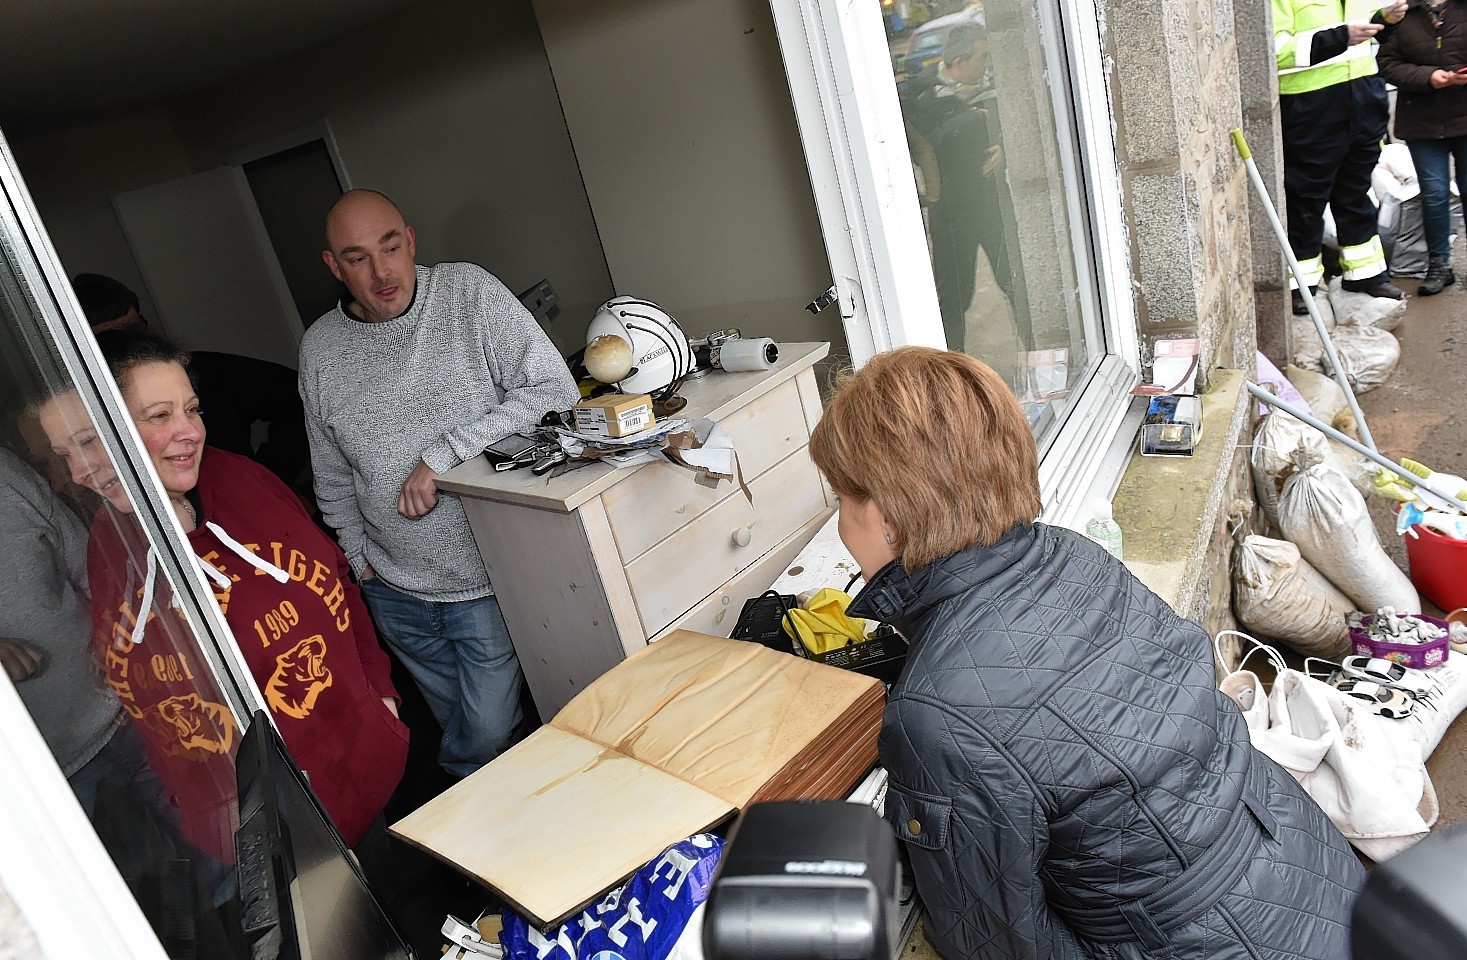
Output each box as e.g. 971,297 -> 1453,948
1240,355 -> 1421,658
1289,281 -> 1402,395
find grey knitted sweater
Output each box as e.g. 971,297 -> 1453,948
299,262 -> 579,601
0,449 -> 122,775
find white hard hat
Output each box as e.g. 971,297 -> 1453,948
586,297 -> 693,397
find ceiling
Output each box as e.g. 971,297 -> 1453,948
0,0 -> 416,133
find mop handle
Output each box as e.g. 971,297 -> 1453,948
1245,380 -> 1465,514
1230,128 -> 1380,454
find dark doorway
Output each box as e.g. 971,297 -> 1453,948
244,140 -> 344,328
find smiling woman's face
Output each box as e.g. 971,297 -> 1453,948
122,361 -> 205,499
37,390 -> 130,512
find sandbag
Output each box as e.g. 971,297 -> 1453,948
1330,324 -> 1401,395
1251,408 -> 1349,530
1285,364 -> 1352,435
1290,299 -> 1337,372
1328,276 -> 1407,332
1232,534 -> 1355,659
1277,451 -> 1420,615
1280,364 -> 1372,492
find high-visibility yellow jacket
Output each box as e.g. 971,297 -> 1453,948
1274,0 -> 1386,95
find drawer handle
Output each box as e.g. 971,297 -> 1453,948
732,525 -> 754,548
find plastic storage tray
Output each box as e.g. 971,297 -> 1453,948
1350,613 -> 1451,669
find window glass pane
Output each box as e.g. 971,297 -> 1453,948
885,0 -> 1100,439
0,221 -> 245,949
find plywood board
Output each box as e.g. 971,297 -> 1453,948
389,725 -> 733,928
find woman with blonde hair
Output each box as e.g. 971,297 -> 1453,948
809,346 -> 1361,960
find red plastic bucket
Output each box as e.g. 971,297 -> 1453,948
1404,523 -> 1467,612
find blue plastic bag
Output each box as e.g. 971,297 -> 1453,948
501,834 -> 724,960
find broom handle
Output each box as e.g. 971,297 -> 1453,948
1246,380 -> 1463,513
1231,128 -> 1379,454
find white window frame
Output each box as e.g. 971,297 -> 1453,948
768,0 -> 1142,528
0,129 -> 272,956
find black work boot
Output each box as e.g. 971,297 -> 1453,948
1291,285 -> 1318,316
1419,256 -> 1456,296
1341,273 -> 1406,300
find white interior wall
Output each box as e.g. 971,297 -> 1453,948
163,0 -> 612,357
532,0 -> 845,351
7,0 -> 846,362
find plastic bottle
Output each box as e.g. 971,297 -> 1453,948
1085,498 -> 1124,560
1397,502 -> 1467,541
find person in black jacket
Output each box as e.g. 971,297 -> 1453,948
807,346 -> 1364,960
909,24 -> 1024,352
1378,0 -> 1467,295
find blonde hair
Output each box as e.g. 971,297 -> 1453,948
809,347 -> 1042,571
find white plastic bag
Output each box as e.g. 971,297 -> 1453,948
1254,351 -> 1309,415
1232,534 -> 1355,659
1217,634 -> 1437,861
1276,451 -> 1420,615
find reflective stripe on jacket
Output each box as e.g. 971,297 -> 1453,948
1275,0 -> 1386,95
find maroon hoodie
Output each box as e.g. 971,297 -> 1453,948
188,448 -> 408,846
89,510 -> 241,862
89,447 -> 408,852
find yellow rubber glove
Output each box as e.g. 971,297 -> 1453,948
1372,466 -> 1419,504
781,587 -> 869,655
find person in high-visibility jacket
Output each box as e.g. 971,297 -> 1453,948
1275,0 -> 1408,313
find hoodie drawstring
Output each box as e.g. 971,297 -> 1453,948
128,522 -> 289,647
203,521 -> 290,583
133,548 -> 161,647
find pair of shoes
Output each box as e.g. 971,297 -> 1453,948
1341,275 -> 1407,300
1291,285 -> 1318,316
1418,256 -> 1456,296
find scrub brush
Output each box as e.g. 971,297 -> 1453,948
1373,458 -> 1467,512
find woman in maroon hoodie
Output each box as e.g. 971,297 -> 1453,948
38,382 -> 241,866
82,330 -> 409,852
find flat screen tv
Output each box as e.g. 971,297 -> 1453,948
235,709 -> 414,960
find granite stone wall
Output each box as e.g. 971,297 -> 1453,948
1102,0 -> 1262,384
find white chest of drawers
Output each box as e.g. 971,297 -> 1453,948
437,342 -> 833,719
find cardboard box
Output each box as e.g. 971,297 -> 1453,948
572,393 -> 655,438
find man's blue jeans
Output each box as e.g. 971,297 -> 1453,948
358,579 -> 524,777
1406,137 -> 1467,261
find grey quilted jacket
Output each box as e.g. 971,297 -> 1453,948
847,522 -> 1364,960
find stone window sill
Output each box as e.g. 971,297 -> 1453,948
1110,369 -> 1249,624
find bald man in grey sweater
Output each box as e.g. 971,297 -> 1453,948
300,190 -> 578,775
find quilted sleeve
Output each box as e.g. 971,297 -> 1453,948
884,695 -> 1084,960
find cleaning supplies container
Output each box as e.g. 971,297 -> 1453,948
1403,524 -> 1467,612
1349,612 -> 1451,669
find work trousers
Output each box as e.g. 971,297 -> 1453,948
1280,75 -> 1389,270
358,579 -> 524,778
